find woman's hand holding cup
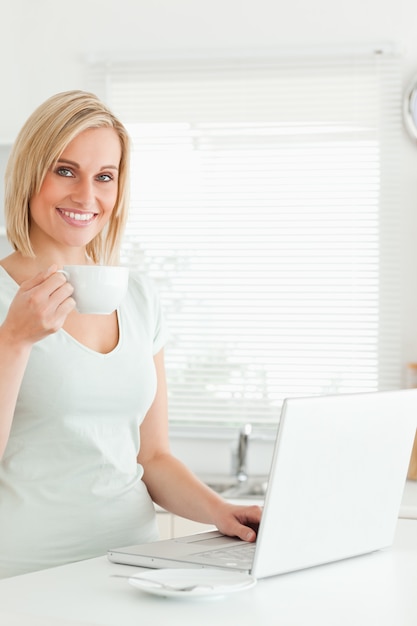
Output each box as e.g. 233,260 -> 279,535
3,265 -> 76,346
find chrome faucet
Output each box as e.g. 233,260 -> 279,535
235,423 -> 252,483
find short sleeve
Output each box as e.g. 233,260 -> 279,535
128,271 -> 170,355
151,284 -> 169,355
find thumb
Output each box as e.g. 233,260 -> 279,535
235,524 -> 257,542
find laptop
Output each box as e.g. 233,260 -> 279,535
108,389 -> 417,579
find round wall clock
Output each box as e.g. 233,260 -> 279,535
404,74 -> 417,140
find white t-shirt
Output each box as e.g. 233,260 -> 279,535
0,267 -> 168,578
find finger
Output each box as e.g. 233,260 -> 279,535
34,286 -> 75,335
230,505 -> 263,541
240,526 -> 257,542
20,269 -> 72,312
19,268 -> 74,329
39,272 -> 75,320
219,518 -> 256,543
223,519 -> 256,542
235,504 -> 263,525
49,281 -> 75,308
46,271 -> 73,296
20,264 -> 61,292
53,296 -> 77,326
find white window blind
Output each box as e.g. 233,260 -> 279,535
88,47 -> 402,427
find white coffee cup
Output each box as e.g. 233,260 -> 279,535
58,265 -> 129,314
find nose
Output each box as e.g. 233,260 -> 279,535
69,178 -> 95,208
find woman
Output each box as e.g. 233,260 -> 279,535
0,91 -> 261,578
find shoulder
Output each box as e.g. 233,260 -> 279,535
126,270 -> 164,319
128,270 -> 160,302
125,270 -> 168,350
0,253 -> 19,281
0,252 -> 35,285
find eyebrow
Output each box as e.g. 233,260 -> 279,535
56,158 -> 119,171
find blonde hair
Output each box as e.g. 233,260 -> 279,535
4,90 -> 130,264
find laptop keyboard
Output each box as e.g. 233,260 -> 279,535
193,542 -> 256,569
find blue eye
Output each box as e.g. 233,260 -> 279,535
97,173 -> 113,182
56,167 -> 73,177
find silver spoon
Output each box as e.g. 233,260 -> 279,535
111,573 -> 213,592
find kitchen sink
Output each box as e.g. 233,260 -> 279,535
204,476 -> 268,500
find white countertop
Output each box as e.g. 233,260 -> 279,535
0,518 -> 416,626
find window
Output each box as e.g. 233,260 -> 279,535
88,46 -> 402,427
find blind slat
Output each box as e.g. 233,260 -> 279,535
89,49 -> 402,426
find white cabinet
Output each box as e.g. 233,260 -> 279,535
155,510 -> 216,540
172,516 -> 216,538
155,510 -> 172,540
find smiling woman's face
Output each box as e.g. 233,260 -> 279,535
28,126 -> 122,254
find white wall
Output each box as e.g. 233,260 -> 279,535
2,0 -> 417,371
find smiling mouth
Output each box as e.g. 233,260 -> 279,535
57,208 -> 97,224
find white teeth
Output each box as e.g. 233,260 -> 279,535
61,210 -> 94,221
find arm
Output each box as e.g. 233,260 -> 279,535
138,350 -> 262,542
0,265 -> 75,458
